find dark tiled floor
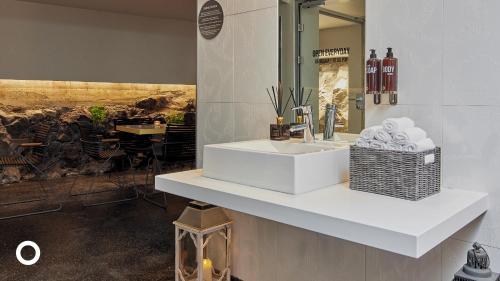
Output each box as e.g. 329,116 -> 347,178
0,173 -> 190,281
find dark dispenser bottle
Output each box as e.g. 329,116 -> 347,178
382,47 -> 398,105
366,49 -> 381,104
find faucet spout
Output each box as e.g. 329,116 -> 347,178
291,105 -> 315,143
289,123 -> 307,133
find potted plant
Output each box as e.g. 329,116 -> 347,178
167,113 -> 184,125
88,105 -> 108,133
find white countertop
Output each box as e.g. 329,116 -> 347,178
156,169 -> 488,258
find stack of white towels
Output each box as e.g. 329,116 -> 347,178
356,117 -> 436,152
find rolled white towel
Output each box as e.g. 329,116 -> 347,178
370,140 -> 388,150
382,117 -> 415,135
355,138 -> 370,148
387,142 -> 403,151
360,125 -> 382,140
393,127 -> 427,145
374,128 -> 392,143
403,138 -> 436,152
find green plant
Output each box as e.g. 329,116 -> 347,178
166,113 -> 184,124
89,106 -> 107,126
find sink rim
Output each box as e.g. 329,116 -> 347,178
205,139 -> 343,156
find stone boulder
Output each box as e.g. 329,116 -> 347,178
5,117 -> 29,138
135,96 -> 171,111
1,167 -> 21,184
0,123 -> 11,157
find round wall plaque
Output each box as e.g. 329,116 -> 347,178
198,0 -> 224,40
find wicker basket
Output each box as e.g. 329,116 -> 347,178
349,145 -> 441,201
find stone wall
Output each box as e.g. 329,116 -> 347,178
0,79 -> 196,184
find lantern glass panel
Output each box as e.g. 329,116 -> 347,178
179,233 -> 198,278
205,231 -> 228,278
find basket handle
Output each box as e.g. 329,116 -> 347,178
424,153 -> 435,165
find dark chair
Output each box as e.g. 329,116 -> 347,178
70,121 -> 137,207
148,124 -> 196,208
154,124 -> 196,166
113,117 -> 155,156
0,123 -> 62,220
150,123 -> 196,176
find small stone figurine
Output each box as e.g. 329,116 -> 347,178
453,242 -> 500,281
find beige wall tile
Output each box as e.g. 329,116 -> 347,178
234,7 -> 278,104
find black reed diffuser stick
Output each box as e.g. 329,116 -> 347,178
304,89 -> 312,105
289,88 -> 297,108
266,88 -> 278,114
289,87 -> 312,117
294,87 -> 312,107
266,84 -> 290,117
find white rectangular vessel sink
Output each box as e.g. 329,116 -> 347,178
203,139 -> 349,194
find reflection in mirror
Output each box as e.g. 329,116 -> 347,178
279,0 -> 365,134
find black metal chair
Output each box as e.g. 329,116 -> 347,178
0,123 -> 63,220
113,118 -> 170,207
148,124 -> 196,208
113,117 -> 156,157
154,124 -> 196,167
70,121 -> 138,207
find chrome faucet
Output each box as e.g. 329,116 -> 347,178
290,105 -> 315,143
323,104 -> 336,141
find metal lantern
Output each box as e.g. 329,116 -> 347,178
174,201 -> 232,281
453,242 -> 500,281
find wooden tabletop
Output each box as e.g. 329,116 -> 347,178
115,124 -> 166,135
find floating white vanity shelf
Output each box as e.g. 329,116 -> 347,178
156,169 -> 488,258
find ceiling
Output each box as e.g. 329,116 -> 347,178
19,0 -> 197,21
319,0 -> 365,30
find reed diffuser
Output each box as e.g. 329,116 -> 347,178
267,84 -> 292,141
289,87 -> 312,139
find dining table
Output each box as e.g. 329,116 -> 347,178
115,124 -> 166,135
114,123 -> 167,208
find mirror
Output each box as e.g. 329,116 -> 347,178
279,0 -> 365,134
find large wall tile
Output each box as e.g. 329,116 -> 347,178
442,238 -> 500,281
197,16 -> 234,103
364,103 -> 409,127
234,7 -> 278,104
234,103 -> 275,141
196,102 -> 235,167
443,0 -> 500,106
365,0 -> 443,106
443,106 -> 500,247
234,0 -> 276,14
406,105 -> 443,146
366,245 -> 442,281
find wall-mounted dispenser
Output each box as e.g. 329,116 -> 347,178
382,47 -> 398,105
366,49 -> 381,104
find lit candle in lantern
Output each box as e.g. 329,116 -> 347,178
202,258 -> 213,281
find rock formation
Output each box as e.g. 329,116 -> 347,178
0,80 -> 196,184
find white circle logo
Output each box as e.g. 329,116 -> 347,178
16,241 -> 40,266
